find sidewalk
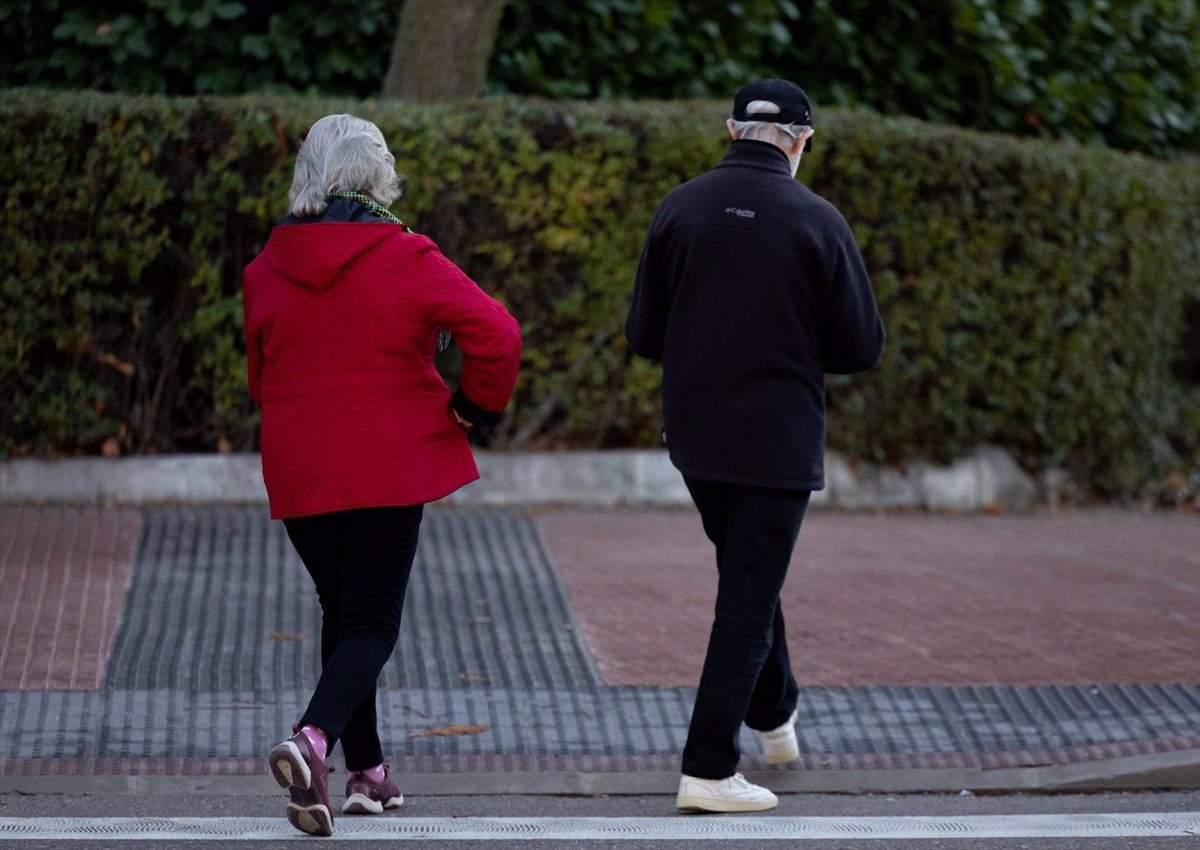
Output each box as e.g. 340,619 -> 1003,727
1,501 -> 1197,795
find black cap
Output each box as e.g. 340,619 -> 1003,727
732,78 -> 813,151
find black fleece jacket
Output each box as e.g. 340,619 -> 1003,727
626,139 -> 885,490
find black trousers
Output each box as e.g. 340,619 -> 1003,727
283,505 -> 423,771
681,477 -> 810,779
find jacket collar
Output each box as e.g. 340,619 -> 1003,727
713,139 -> 793,176
278,197 -> 390,226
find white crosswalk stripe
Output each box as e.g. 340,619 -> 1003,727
0,813 -> 1198,841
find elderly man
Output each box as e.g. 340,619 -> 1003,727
626,78 -> 885,813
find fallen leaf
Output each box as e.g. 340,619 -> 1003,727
269,632 -> 305,641
409,724 -> 489,739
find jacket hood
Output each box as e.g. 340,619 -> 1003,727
262,223 -> 401,291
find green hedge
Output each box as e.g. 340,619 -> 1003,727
2,89 -> 1197,497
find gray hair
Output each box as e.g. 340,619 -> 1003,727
288,114 -> 404,217
729,99 -> 811,147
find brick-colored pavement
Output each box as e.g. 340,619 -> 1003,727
5,503 -> 1194,694
0,507 -> 142,689
537,508 -> 1200,688
0,503 -> 1197,781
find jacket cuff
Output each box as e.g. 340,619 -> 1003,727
451,387 -> 504,427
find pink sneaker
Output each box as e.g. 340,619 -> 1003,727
343,764 -> 404,814
268,731 -> 333,836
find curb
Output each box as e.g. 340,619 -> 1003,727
0,445 -> 1043,512
5,751 -> 1196,798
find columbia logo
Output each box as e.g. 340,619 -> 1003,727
725,207 -> 756,218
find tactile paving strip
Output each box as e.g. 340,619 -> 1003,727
2,683 -> 1198,762
1,507 -> 1197,773
103,507 -> 599,691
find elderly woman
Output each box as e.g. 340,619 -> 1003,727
243,114 -> 521,837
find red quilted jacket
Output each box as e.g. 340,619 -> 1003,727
243,222 -> 521,518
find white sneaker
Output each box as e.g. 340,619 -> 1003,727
752,709 -> 799,765
676,772 -> 778,813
